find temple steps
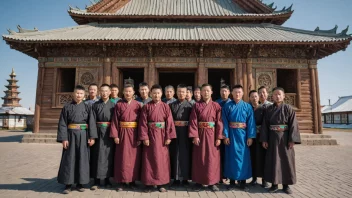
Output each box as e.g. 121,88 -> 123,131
299,133 -> 338,146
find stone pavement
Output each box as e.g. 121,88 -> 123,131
0,130 -> 351,198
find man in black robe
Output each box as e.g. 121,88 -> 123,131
261,87 -> 301,194
85,83 -> 100,105
90,84 -> 116,190
186,86 -> 195,105
135,82 -> 152,106
162,85 -> 177,104
57,85 -> 97,194
169,84 -> 193,189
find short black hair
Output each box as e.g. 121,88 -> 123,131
220,85 -> 230,90
139,82 -> 149,89
164,85 -> 174,91
272,87 -> 285,93
177,84 -> 188,89
151,84 -> 163,92
110,84 -> 119,89
201,83 -> 212,90
194,86 -> 201,91
100,83 -> 110,88
258,86 -> 267,92
74,85 -> 85,91
232,84 -> 243,91
88,83 -> 98,89
187,86 -> 193,92
124,83 -> 134,89
249,90 -> 257,97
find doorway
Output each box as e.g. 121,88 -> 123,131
208,69 -> 232,100
158,70 -> 196,98
121,68 -> 144,97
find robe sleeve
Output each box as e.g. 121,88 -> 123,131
215,104 -> 224,140
260,107 -> 269,143
221,104 -> 230,139
88,104 -> 98,139
57,106 -> 68,142
110,103 -> 120,139
165,104 -> 177,140
246,104 -> 256,139
188,105 -> 199,138
287,105 -> 301,144
138,105 -> 149,141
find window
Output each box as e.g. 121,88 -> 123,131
277,69 -> 297,93
59,68 -> 76,92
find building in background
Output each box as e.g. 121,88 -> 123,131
322,96 -> 352,129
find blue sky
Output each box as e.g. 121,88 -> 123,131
0,0 -> 351,109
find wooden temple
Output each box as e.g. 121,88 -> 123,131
2,0 -> 351,134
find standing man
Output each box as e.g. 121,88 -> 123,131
248,90 -> 269,188
215,85 -> 231,184
189,84 -> 223,192
57,85 -> 97,194
222,85 -> 256,192
162,85 -> 177,104
110,84 -> 142,191
110,84 -> 121,104
135,82 -> 152,106
261,87 -> 301,194
85,83 -> 100,105
193,86 -> 201,102
169,84 -> 193,188
258,86 -> 273,105
186,86 -> 195,105
90,84 -> 115,190
138,84 -> 176,193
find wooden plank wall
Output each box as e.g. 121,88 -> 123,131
296,69 -> 313,133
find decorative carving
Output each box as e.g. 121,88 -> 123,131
252,47 -> 307,59
258,73 -> 272,88
284,93 -> 296,107
154,47 -> 197,57
46,47 -> 104,57
108,47 -> 148,57
255,69 -> 276,93
58,93 -> 73,105
76,68 -> 100,90
80,72 -> 95,85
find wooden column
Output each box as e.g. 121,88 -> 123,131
236,59 -> 243,86
34,62 -> 45,133
51,68 -> 58,108
296,69 -> 302,109
144,67 -> 149,84
148,46 -> 156,86
242,60 -> 248,101
103,58 -> 112,84
315,66 -> 323,133
309,60 -> 319,134
112,66 -> 118,85
232,65 -> 237,86
247,59 -> 253,91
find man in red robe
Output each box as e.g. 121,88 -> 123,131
110,84 -> 142,191
138,84 -> 177,193
189,83 -> 223,192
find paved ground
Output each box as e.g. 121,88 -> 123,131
0,130 -> 351,198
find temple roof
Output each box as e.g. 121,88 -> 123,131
69,0 -> 292,25
3,23 -> 351,44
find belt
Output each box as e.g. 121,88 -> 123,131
97,122 -> 111,127
68,124 -> 88,130
256,125 -> 261,133
270,125 -> 288,132
174,121 -> 189,127
148,122 -> 165,129
120,121 -> 138,128
229,122 -> 247,129
198,122 -> 215,129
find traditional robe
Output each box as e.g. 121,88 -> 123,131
162,97 -> 177,104
57,101 -> 97,185
169,100 -> 193,180
250,103 -> 269,178
260,103 -> 301,185
135,97 -> 152,106
84,97 -> 100,105
138,101 -> 176,185
189,99 -> 223,185
222,100 -> 256,181
110,97 -> 121,104
89,99 -> 115,179
110,99 -> 142,183
188,99 -> 196,106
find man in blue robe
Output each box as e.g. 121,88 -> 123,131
222,84 -> 256,192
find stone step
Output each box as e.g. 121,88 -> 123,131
300,134 -> 332,139
21,133 -> 58,144
300,138 -> 338,146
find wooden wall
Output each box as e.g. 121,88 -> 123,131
296,69 -> 313,133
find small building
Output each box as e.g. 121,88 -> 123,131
322,96 -> 352,129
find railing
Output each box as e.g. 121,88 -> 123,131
56,92 -> 73,107
284,93 -> 297,107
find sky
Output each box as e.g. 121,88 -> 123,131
0,0 -> 351,109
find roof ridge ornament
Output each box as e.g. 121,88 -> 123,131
273,4 -> 293,13
314,25 -> 338,34
16,25 -> 38,33
338,26 -> 350,36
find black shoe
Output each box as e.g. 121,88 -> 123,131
144,185 -> 153,193
193,183 -> 203,192
116,183 -> 127,192
76,184 -> 85,192
283,185 -> 293,194
158,187 -> 167,193
129,181 -> 138,190
105,179 -> 112,188
250,178 -> 257,186
230,180 -> 237,185
268,184 -> 279,193
170,180 -> 180,189
218,179 -> 224,184
62,185 -> 72,194
209,185 -> 219,192
240,182 -> 249,192
181,180 -> 190,186
90,179 -> 100,190
261,180 -> 270,188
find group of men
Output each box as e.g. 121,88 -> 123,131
57,81 -> 301,195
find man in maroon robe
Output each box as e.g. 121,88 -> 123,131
189,83 -> 223,192
110,84 -> 142,191
138,84 -> 176,193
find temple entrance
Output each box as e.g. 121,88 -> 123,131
208,69 -> 232,100
158,70 -> 196,98
120,68 -> 144,97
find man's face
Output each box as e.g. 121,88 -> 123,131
139,86 -> 149,98
100,86 -> 111,100
249,92 -> 259,104
74,89 -> 85,102
232,88 -> 243,101
194,89 -> 201,101
272,89 -> 285,103
259,88 -> 268,102
201,86 -> 213,100
186,90 -> 193,101
89,85 -> 98,97
151,88 -> 162,102
177,87 -> 187,100
123,87 -> 135,100
165,88 -> 175,99
220,88 -> 230,100
111,87 -> 119,98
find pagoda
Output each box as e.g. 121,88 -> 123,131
2,68 -> 22,107
2,0 -> 352,134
